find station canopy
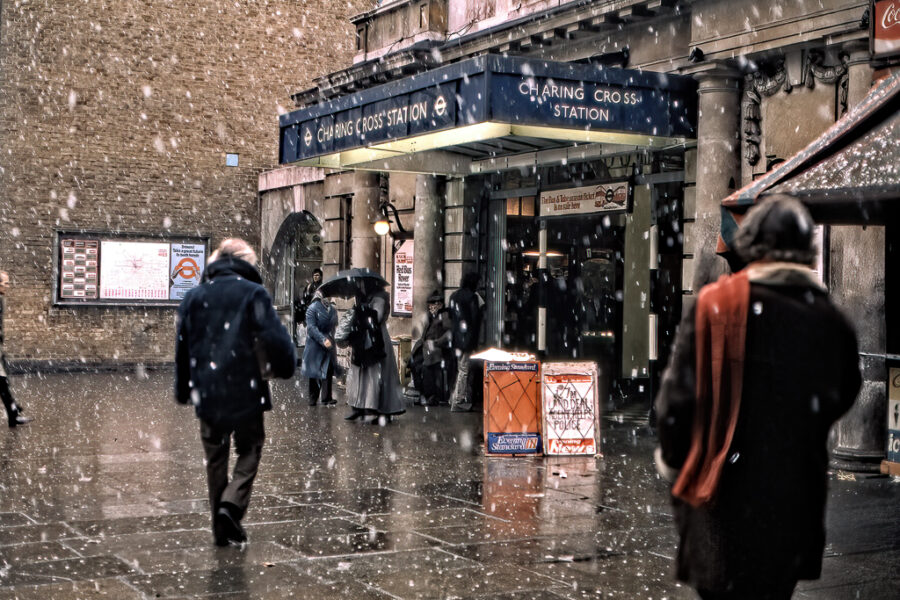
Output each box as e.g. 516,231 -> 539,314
279,55 -> 697,175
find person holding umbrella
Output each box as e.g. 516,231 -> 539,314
322,269 -> 405,424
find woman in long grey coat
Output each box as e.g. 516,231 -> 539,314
344,287 -> 405,423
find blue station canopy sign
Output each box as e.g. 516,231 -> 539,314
279,55 -> 697,166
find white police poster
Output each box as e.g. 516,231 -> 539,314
541,362 -> 601,456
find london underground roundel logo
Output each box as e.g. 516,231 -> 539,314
303,128 -> 313,147
434,95 -> 447,117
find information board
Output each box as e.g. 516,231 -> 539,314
56,234 -> 207,305
59,239 -> 99,299
541,362 -> 601,456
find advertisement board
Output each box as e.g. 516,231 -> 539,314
539,181 -> 631,217
887,367 -> 900,465
56,233 -> 207,305
872,1 -> 900,60
170,244 -> 206,300
541,362 -> 601,456
392,239 -> 414,316
483,361 -> 542,456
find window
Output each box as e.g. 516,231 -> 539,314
225,153 -> 239,167
419,3 -> 428,29
357,26 -> 367,52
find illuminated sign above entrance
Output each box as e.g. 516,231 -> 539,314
280,55 -> 697,166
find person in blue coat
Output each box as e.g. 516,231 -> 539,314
301,290 -> 337,406
175,238 -> 295,546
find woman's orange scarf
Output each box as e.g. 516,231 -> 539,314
672,270 -> 750,507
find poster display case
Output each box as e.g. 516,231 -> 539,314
54,232 -> 208,306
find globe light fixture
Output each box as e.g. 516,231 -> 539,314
373,218 -> 391,236
372,201 -> 411,240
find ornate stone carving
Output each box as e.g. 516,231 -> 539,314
741,53 -> 849,166
742,63 -> 788,166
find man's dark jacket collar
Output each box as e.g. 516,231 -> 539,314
204,257 -> 262,285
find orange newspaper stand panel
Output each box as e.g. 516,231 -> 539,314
483,361 -> 542,456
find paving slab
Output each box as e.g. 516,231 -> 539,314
0,371 -> 893,599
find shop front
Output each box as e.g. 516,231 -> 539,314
278,55 -> 697,402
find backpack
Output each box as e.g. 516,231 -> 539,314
349,302 -> 387,367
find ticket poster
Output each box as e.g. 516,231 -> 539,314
59,239 -> 99,299
541,362 -> 600,456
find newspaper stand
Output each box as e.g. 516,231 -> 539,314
540,362 -> 601,456
483,360 -> 542,456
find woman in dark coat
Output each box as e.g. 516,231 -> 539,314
300,290 -> 337,405
654,196 -> 861,600
344,286 -> 405,423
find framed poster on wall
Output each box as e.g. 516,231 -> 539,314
54,232 -> 208,306
392,239 -> 414,316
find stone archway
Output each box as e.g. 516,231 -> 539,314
266,211 -> 323,345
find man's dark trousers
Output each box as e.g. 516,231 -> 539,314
0,376 -> 21,425
308,360 -> 334,405
200,414 -> 264,522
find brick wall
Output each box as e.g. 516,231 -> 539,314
0,0 -> 373,366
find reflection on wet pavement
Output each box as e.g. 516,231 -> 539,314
0,371 -> 895,599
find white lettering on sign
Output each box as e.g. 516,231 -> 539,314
518,78 -> 642,124
882,2 -> 900,28
875,1 -> 900,57
312,95 -> 451,145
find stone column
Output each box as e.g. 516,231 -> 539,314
691,68 -> 742,290
830,47 -> 884,470
350,172 -> 381,270
412,174 -> 445,339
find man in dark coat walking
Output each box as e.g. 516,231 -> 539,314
175,239 -> 295,546
300,290 -> 337,406
449,272 -> 483,412
654,196 -> 861,599
0,271 -> 32,427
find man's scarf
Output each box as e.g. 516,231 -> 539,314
672,270 -> 750,507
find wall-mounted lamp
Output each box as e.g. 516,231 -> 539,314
373,201 -> 411,239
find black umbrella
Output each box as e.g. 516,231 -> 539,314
317,268 -> 388,298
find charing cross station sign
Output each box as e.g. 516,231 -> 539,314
279,55 -> 697,166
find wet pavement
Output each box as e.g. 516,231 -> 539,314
0,369 -> 896,599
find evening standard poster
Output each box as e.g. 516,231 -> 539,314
170,243 -> 206,300
541,362 -> 600,455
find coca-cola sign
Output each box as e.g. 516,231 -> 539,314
873,0 -> 900,58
